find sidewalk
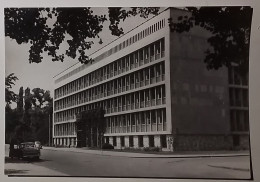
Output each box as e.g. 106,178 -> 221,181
42,146 -> 250,158
4,145 -> 67,176
5,161 -> 68,176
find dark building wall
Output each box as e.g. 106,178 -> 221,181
169,9 -> 231,136
174,135 -> 233,151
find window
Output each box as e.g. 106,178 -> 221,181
129,136 -> 133,147
120,136 -> 125,147
106,137 -> 109,144
141,112 -> 145,124
158,110 -> 162,124
233,135 -> 240,146
113,136 -> 117,146
146,111 -> 151,124
138,136 -> 143,147
151,111 -> 156,124
149,135 -> 154,147
131,114 -> 135,126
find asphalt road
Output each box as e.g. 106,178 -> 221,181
11,148 -> 250,179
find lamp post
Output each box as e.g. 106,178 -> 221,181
49,113 -> 51,147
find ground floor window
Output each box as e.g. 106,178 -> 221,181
149,135 -> 154,147
129,136 -> 134,147
113,136 -> 117,146
233,134 -> 240,146
106,137 -> 109,143
138,135 -> 143,147
160,135 -> 167,148
120,136 -> 125,147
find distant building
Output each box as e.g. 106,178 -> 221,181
52,8 -> 249,151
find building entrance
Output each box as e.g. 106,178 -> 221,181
75,108 -> 105,148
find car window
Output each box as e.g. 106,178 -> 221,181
19,144 -> 25,148
26,144 -> 35,148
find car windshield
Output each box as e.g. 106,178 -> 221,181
21,143 -> 35,148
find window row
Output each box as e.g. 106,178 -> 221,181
54,38 -> 165,99
229,88 -> 248,107
55,19 -> 166,84
54,85 -> 166,123
107,135 -> 167,148
54,122 -> 76,137
105,108 -> 167,134
228,66 -> 248,86
54,61 -> 165,111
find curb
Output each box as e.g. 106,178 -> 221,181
42,147 -> 250,158
208,164 -> 250,172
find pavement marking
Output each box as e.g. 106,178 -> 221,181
208,164 -> 250,172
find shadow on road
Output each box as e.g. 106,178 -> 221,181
5,169 -> 29,175
5,157 -> 51,164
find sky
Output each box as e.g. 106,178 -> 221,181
5,8 -> 162,103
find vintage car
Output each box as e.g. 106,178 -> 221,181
9,142 -> 41,160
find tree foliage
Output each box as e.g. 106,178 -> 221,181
168,6 -> 252,75
31,88 -> 52,108
5,86 -> 53,144
5,73 -> 18,104
5,7 -> 159,64
17,86 -> 24,114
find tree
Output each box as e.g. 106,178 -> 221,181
5,104 -> 20,143
5,7 -> 159,64
168,6 -> 252,75
5,73 -> 18,104
31,88 -> 52,108
23,87 -> 32,134
17,87 -> 24,114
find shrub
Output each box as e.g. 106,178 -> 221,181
102,143 -> 114,149
143,147 -> 161,152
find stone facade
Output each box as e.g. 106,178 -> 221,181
154,135 -> 161,147
125,136 -> 129,148
133,136 -> 139,148
143,136 -> 149,147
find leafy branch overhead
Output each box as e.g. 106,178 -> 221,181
5,73 -> 18,104
5,7 -> 252,75
168,7 -> 252,75
5,7 -> 160,64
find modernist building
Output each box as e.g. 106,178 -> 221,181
52,8 -> 249,151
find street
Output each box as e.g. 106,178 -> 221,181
4,146 -> 252,179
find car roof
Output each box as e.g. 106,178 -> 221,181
21,142 -> 35,145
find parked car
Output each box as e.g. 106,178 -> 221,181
35,141 -> 42,149
9,142 -> 41,160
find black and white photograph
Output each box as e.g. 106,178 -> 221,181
3,3 -> 259,181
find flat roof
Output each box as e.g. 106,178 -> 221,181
53,7 -> 172,79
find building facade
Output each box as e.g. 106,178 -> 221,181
52,8 -> 249,151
